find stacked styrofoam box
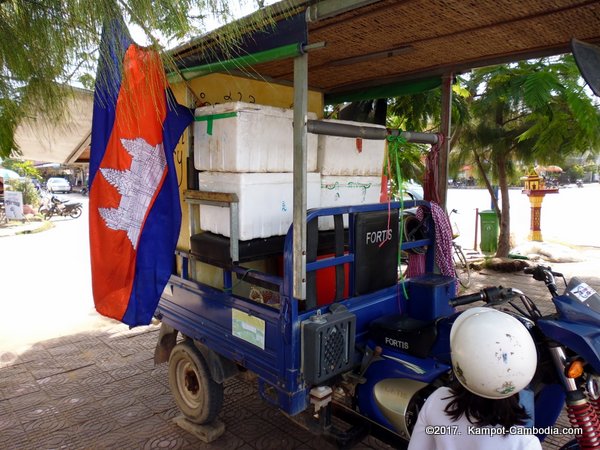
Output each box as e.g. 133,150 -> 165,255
317,119 -> 385,176
194,102 -> 320,240
317,120 -> 385,229
194,102 -> 318,172
319,176 -> 382,230
199,172 -> 320,240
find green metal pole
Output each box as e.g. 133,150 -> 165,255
168,43 -> 302,83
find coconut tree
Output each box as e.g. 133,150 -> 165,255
0,0 -> 271,158
456,56 -> 600,257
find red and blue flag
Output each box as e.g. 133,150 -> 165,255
90,19 -> 193,327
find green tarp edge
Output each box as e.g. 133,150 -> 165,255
324,76 -> 442,104
167,43 -> 303,83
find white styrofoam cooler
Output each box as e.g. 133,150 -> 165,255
319,175 -> 382,230
317,119 -> 386,176
194,102 -> 318,173
199,172 -> 321,240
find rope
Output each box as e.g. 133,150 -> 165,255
386,132 -> 410,302
222,268 -> 257,293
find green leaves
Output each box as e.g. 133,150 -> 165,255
521,70 -> 561,109
463,56 -> 600,164
0,0 -> 270,159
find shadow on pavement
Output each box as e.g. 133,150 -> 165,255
0,324 -> 391,450
2,262 -> 596,450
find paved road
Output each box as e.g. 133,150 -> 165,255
1,190 -> 598,449
447,183 -> 600,251
0,194 -> 115,353
2,185 -> 598,354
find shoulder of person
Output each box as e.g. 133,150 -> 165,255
505,432 -> 542,450
523,435 -> 542,450
430,386 -> 453,401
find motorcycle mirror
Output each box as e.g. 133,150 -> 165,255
571,38 -> 600,97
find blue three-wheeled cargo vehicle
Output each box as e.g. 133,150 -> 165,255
152,2 -> 600,448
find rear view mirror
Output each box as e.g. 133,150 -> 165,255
571,38 -> 600,97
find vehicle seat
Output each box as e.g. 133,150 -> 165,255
353,209 -> 399,296
369,314 -> 438,359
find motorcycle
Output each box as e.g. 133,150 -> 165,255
577,179 -> 584,188
43,196 -> 82,219
311,265 -> 600,449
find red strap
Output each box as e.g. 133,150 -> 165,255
423,133 -> 445,204
355,138 -> 363,153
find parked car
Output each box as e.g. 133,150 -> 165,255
403,180 -> 424,200
46,177 -> 71,193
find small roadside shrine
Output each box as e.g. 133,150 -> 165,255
521,169 -> 559,241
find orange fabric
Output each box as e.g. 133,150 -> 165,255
90,45 -> 168,321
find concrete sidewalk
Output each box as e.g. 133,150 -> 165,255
1,266 -> 598,449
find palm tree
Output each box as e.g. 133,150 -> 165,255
456,56 -> 600,257
0,0 -> 269,158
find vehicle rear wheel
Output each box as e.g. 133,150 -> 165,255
168,341 -> 223,424
69,206 -> 82,219
44,209 -> 53,220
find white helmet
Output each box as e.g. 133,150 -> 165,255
450,308 -> 537,399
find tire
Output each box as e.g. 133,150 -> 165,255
69,206 -> 82,219
44,209 -> 53,220
453,242 -> 471,288
168,341 -> 223,424
558,438 -> 579,450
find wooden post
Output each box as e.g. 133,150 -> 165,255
438,73 -> 453,209
474,207 -> 479,251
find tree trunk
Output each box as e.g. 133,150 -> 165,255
338,99 -> 387,125
495,152 -> 511,257
473,149 -> 501,215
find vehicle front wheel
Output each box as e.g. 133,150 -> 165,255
168,341 -> 223,424
44,210 -> 53,220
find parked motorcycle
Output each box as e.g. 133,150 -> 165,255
577,179 -> 584,188
319,265 -> 599,449
43,196 -> 82,219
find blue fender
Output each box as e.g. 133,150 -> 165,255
537,319 -> 600,373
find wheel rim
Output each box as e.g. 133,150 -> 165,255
453,246 -> 471,288
175,358 -> 203,410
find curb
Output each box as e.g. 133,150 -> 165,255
0,220 -> 54,237
15,221 -> 54,235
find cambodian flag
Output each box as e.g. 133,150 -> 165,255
89,18 -> 193,327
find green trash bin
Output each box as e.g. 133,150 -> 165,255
479,210 -> 499,254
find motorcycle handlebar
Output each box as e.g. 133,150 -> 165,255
449,286 -> 517,307
523,265 -> 564,298
523,265 -> 563,281
449,292 -> 484,307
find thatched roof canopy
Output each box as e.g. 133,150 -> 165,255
170,0 -> 600,102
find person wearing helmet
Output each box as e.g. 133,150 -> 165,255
408,307 -> 541,450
